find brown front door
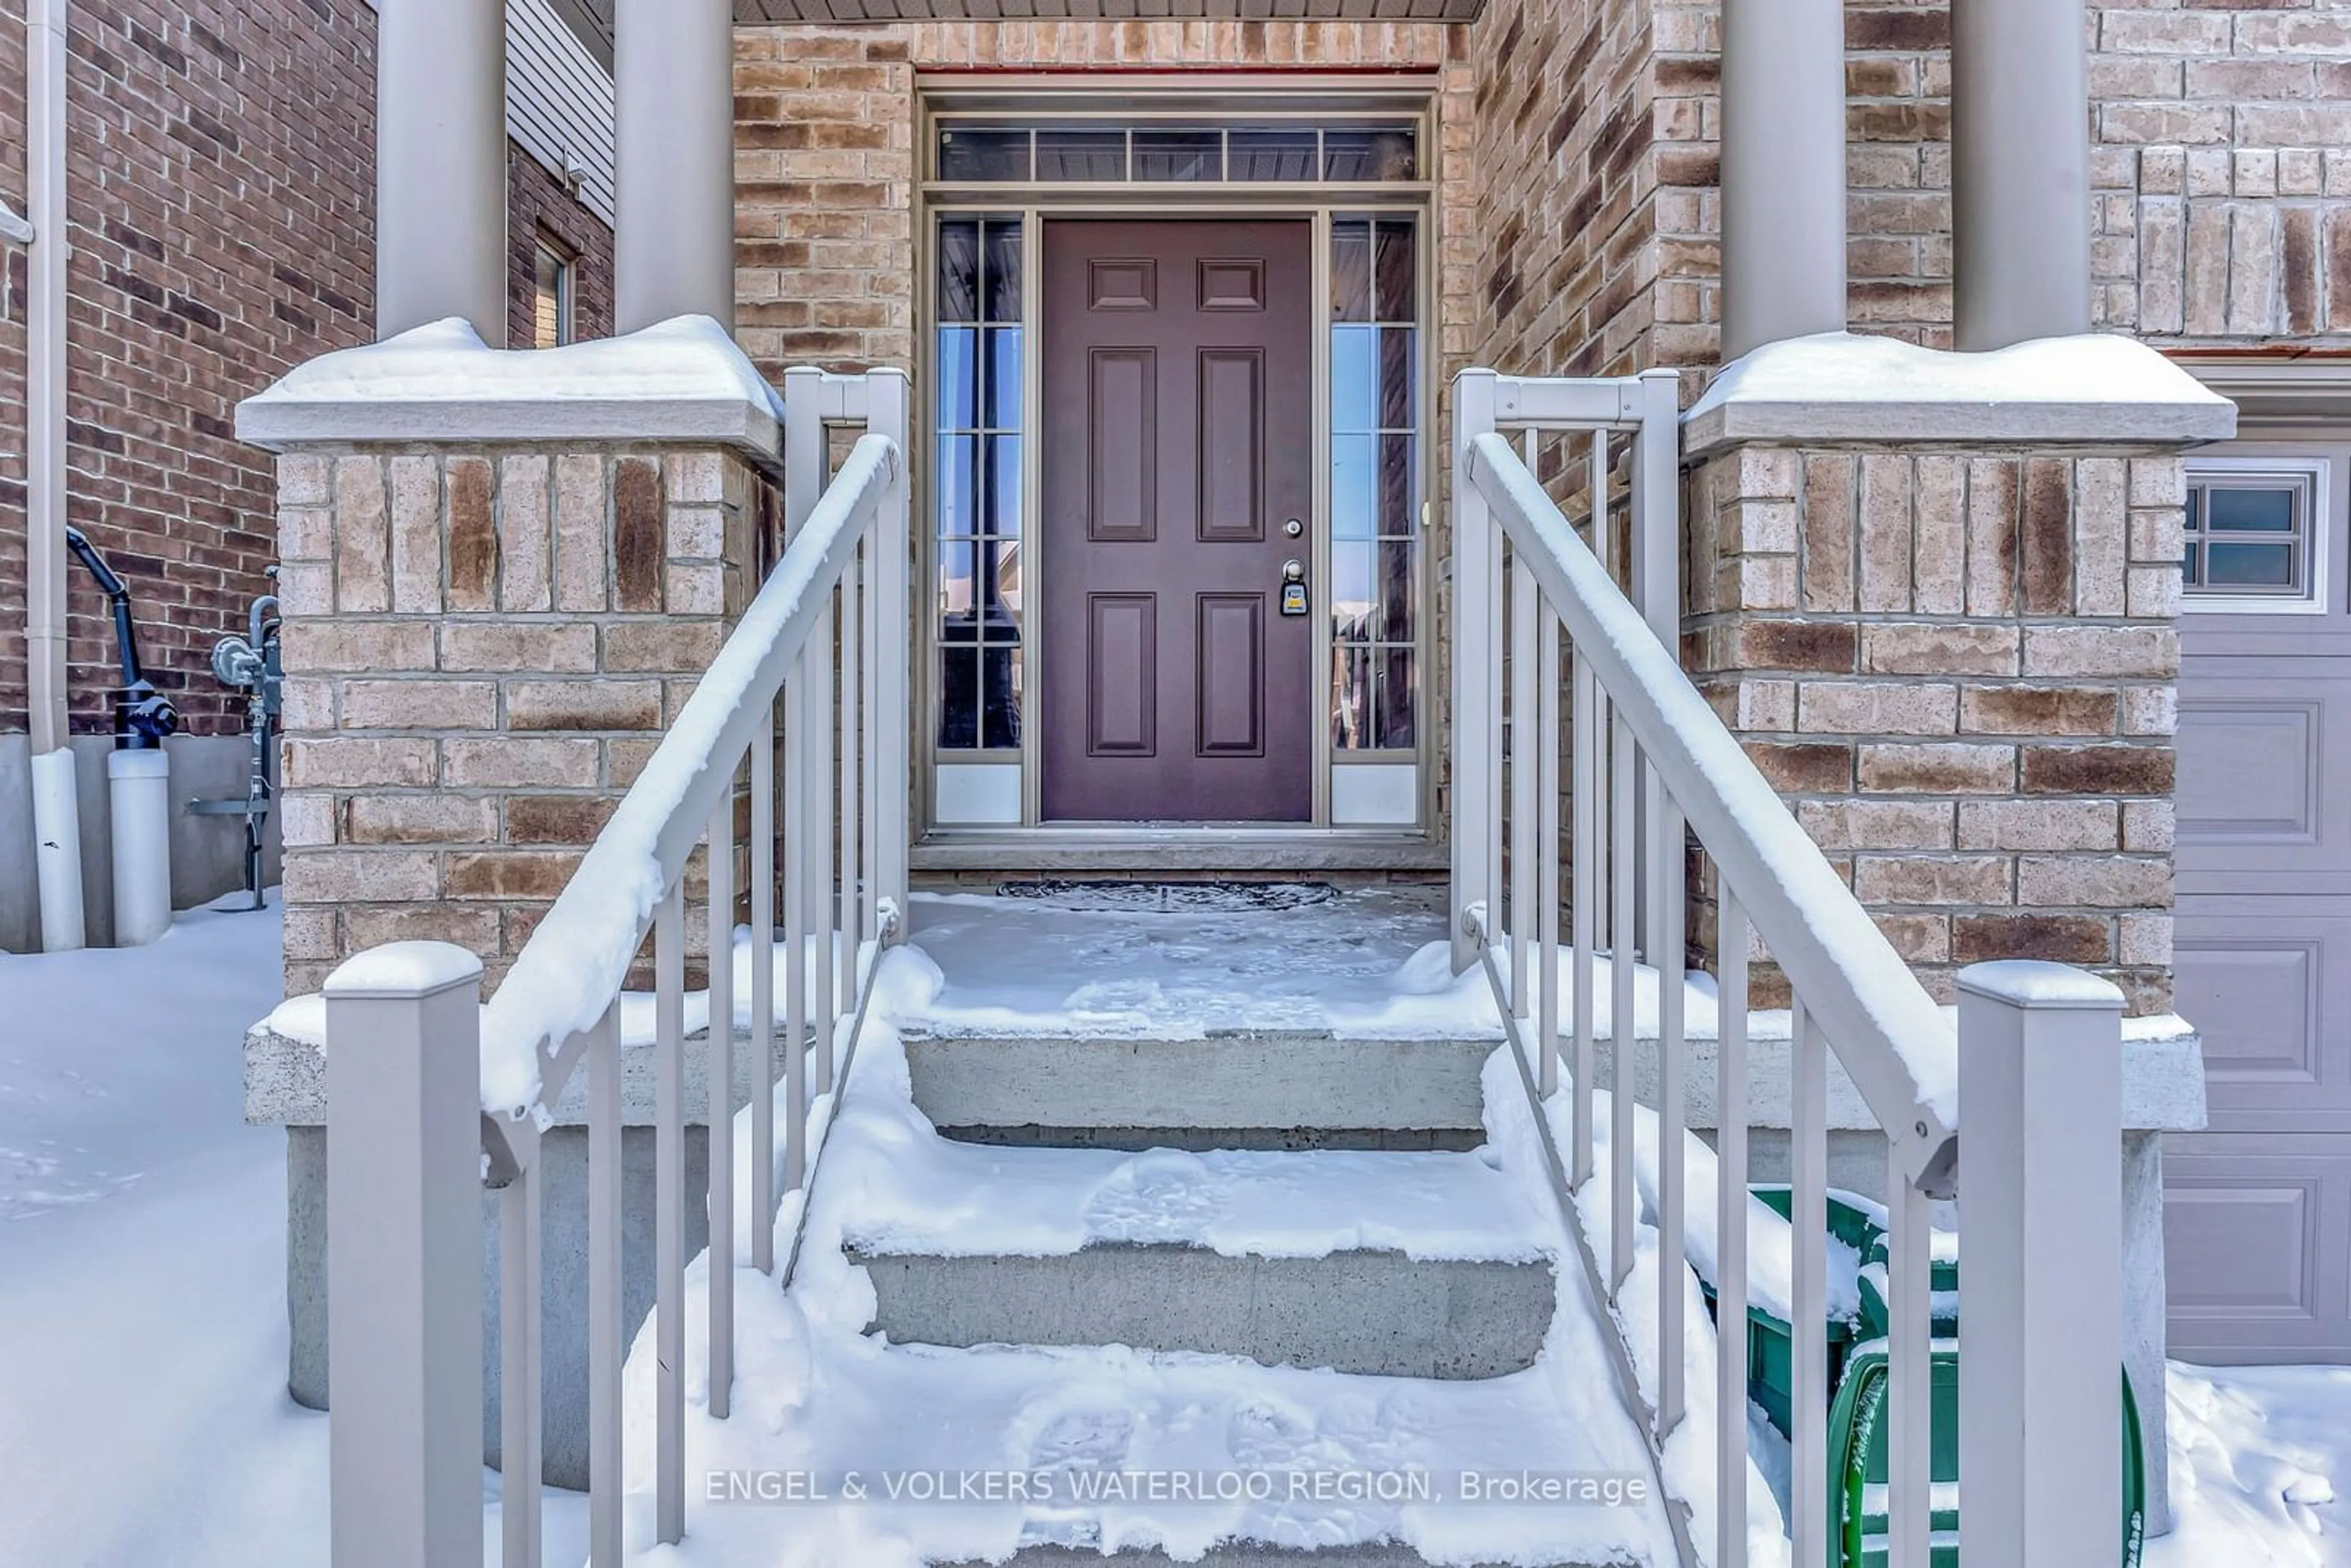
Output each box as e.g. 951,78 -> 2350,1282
1039,218 -> 1315,823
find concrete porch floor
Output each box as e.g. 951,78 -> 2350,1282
892,882 -> 1469,1042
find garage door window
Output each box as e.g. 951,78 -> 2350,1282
2184,460 -> 2328,614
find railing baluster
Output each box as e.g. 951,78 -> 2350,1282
705,795 -> 735,1420
1569,628 -> 1595,1185
809,589 -> 837,1092
859,531 -> 880,951
840,535 -> 864,1011
498,1124 -> 541,1568
751,703 -> 776,1274
1536,597 -> 1561,1100
1654,775 -> 1687,1437
654,882 -> 686,1545
585,1000 -> 622,1568
1509,547 -> 1536,1025
1589,429 -> 1610,981
782,666 -> 808,1195
1790,997 -> 1829,1568
1486,501 -> 1505,954
1714,891 -> 1750,1568
1888,1136 -> 1933,1568
1609,711 -> 1637,1297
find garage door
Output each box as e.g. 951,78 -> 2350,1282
2169,437 -> 2351,1363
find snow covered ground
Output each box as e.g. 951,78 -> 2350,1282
0,890 -> 2344,1564
0,893 -> 582,1567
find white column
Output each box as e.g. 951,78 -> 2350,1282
615,0 -> 737,332
1952,0 -> 2092,348
1719,0 -> 1848,359
1955,959 -> 2124,1568
375,0 -> 508,340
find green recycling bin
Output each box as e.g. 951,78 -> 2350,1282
1825,1347 -> 2145,1568
1697,1184 -> 2145,1567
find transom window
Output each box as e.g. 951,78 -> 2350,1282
934,121 -> 1420,185
2184,462 -> 2326,612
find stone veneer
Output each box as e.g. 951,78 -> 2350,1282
1685,442 -> 2184,1013
272,446 -> 778,997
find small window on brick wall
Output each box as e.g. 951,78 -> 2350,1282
2184,459 -> 2328,614
533,238 -> 576,350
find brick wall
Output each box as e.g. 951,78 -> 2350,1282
274,444 -> 776,996
1469,0 -> 1667,380
1686,443 -> 2183,1012
507,139 -> 615,350
0,0 -> 376,740
2093,2 -> 2351,341
1534,1 -> 2351,374
0,4 -> 628,743
0,6 -> 26,718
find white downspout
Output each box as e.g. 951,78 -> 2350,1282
25,0 -> 84,951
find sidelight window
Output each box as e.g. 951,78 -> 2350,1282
934,216 -> 1026,750
1329,216 -> 1419,751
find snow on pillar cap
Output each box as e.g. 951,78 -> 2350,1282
234,313 -> 786,467
324,941 -> 486,1000
1955,960 -> 2126,1011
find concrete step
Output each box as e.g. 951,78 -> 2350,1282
855,1244 -> 1553,1378
904,1033 -> 1495,1151
969,1545 -> 1624,1566
838,1141 -> 1558,1377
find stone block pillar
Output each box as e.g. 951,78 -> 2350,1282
1684,440 -> 2186,1011
270,444 -> 780,997
1678,338 -> 2237,1013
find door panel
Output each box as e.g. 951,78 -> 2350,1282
2169,437 -> 2351,1361
1086,594 -> 1157,757
2178,666 -> 2351,875
1040,219 -> 1314,822
1087,349 -> 1157,542
2164,1135 -> 2351,1362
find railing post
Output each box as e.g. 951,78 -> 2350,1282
1450,368 -> 1498,973
323,942 -> 485,1568
1628,367 -> 1681,649
864,367 -> 913,929
1956,960 -> 2124,1568
781,365 -> 826,539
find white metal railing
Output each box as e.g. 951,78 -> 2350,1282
1451,369 -> 2126,1568
318,370 -> 910,1568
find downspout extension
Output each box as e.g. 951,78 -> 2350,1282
25,0 -> 81,951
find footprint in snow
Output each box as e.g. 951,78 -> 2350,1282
1082,1150 -> 1219,1243
1020,1405 -> 1136,1472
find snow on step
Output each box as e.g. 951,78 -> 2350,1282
827,1125 -> 1556,1264
621,1020 -> 1677,1566
825,1020 -> 1560,1377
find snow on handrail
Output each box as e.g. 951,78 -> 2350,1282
475,433 -> 901,1120
1464,430 -> 1960,1196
